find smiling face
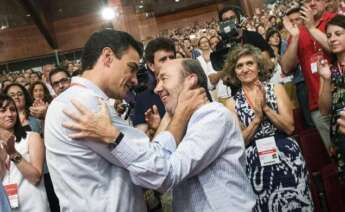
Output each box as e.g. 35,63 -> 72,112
0,100 -> 17,130
327,24 -> 345,54
7,85 -> 26,111
234,55 -> 260,85
304,0 -> 326,19
32,84 -> 45,101
198,37 -> 211,51
154,60 -> 185,115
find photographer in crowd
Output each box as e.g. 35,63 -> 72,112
209,5 -> 274,96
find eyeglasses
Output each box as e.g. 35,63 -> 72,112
51,78 -> 70,88
8,92 -> 24,98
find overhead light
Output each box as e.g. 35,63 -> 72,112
26,14 -> 31,17
101,7 -> 117,20
138,5 -> 144,9
175,0 -> 180,2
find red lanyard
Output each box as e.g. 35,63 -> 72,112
243,89 -> 255,109
337,62 -> 345,75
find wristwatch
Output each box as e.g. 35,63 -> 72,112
10,152 -> 23,164
108,132 -> 124,150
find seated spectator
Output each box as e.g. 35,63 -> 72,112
196,36 -> 229,101
256,24 -> 266,37
0,93 -> 49,212
4,83 -> 42,133
15,76 -> 30,90
209,35 -> 221,51
265,28 -> 290,84
224,44 -> 313,211
318,15 -> 345,183
1,79 -> 12,93
48,68 -> 71,96
29,81 -> 52,120
30,72 -> 41,84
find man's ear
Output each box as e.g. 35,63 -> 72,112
147,62 -> 156,73
184,73 -> 198,89
101,47 -> 113,68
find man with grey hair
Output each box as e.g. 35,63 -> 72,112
63,59 -> 256,212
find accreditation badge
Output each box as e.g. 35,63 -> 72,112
4,183 -> 19,208
310,51 -> 324,74
256,136 -> 280,166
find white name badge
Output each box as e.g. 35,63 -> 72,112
256,136 -> 280,166
4,183 -> 19,208
311,62 -> 318,74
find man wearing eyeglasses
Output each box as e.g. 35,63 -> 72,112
48,68 -> 71,96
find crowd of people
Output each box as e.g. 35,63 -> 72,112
0,0 -> 345,211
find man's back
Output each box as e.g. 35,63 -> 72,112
45,77 -> 146,212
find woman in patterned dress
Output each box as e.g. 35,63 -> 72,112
318,15 -> 345,184
224,44 -> 313,212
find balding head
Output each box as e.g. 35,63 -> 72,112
155,59 -> 212,115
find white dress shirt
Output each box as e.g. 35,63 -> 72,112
45,77 -> 146,212
113,102 -> 256,212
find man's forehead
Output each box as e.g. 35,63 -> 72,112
126,48 -> 140,62
154,50 -> 175,58
51,72 -> 68,80
159,60 -> 182,75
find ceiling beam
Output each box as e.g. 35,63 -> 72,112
18,0 -> 58,49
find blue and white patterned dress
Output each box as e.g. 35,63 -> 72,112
234,82 -> 314,212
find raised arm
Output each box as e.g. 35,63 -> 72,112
301,5 -> 330,52
280,17 -> 300,74
318,60 -> 333,115
6,133 -> 45,185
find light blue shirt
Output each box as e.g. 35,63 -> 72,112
114,102 -> 256,212
45,77 -> 255,212
44,77 -> 147,212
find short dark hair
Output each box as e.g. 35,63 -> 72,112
0,94 -> 27,142
286,7 -> 300,16
48,67 -> 70,84
218,4 -> 241,22
180,59 -> 212,102
81,29 -> 143,72
144,37 -> 176,64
